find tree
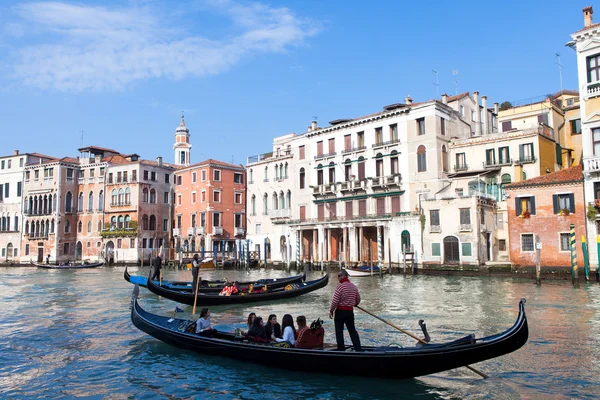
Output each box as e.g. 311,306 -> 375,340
499,101 -> 513,111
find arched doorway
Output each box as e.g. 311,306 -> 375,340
443,236 -> 460,264
401,230 -> 411,253
76,241 -> 83,261
265,238 -> 271,260
280,235 -> 287,262
6,243 -> 13,260
105,240 -> 115,265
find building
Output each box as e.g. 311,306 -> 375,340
0,151 -> 30,262
504,165 -> 584,269
571,5 -> 600,271
172,159 -> 246,263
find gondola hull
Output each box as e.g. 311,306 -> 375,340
124,267 -> 305,293
130,285 -> 528,379
345,266 -> 389,277
32,261 -> 104,269
145,273 -> 329,306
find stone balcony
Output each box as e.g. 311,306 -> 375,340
212,226 -> 223,235
172,228 -> 180,237
269,209 -> 292,219
187,227 -> 196,236
584,156 -> 600,173
235,227 -> 246,236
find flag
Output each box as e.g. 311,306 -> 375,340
175,307 -> 184,313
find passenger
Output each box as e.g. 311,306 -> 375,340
246,312 -> 256,331
275,314 -> 296,346
247,316 -> 267,340
196,308 -> 217,337
219,282 -> 239,296
265,314 -> 282,339
296,315 -> 308,338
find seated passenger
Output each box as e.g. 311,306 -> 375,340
296,315 -> 308,338
265,314 -> 282,339
219,283 -> 238,296
247,316 -> 268,340
295,317 -> 325,349
275,314 -> 296,346
196,308 -> 217,337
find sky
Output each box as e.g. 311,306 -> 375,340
0,0 -> 592,165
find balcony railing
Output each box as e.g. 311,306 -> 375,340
24,210 -> 54,216
109,202 -> 131,207
372,138 -> 400,148
212,226 -> 223,235
187,227 -> 196,236
197,226 -> 206,235
587,82 -> 600,98
246,149 -> 293,165
235,227 -> 246,236
517,156 -> 536,164
430,225 -> 441,233
172,228 -> 180,237
98,176 -> 104,183
454,164 -> 469,172
314,151 -> 337,160
459,224 -> 472,232
341,146 -> 367,155
269,208 -> 292,219
100,228 -> 138,238
584,156 -> 600,173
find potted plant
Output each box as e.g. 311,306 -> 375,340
519,211 -> 531,219
558,208 -> 571,216
588,203 -> 598,221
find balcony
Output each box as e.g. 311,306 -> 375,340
584,156 -> 600,173
110,202 -> 132,207
100,228 -> 137,238
517,156 -> 536,164
212,226 -> 223,235
78,177 -> 85,184
454,164 -> 468,172
314,151 -> 337,160
197,226 -> 206,235
587,82 -> 600,99
98,176 -> 105,183
385,174 -> 402,186
24,210 -> 53,216
235,227 -> 246,236
269,208 -> 292,219
459,224 -> 472,232
187,227 -> 196,236
341,146 -> 366,155
172,228 -> 180,237
372,138 -> 400,149
246,149 -> 293,166
430,225 -> 441,233
371,176 -> 385,188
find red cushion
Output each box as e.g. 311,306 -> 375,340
295,327 -> 324,349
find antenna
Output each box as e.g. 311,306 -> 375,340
555,53 -> 563,92
432,69 -> 439,98
452,70 -> 459,95
80,130 -> 84,148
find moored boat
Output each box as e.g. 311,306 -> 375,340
124,267 -> 305,293
130,285 -> 529,379
145,273 -> 329,306
344,265 -> 389,277
32,260 -> 104,269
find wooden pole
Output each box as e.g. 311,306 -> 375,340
570,224 -> 579,287
582,235 -> 589,281
192,267 -> 201,316
356,306 -> 488,379
388,238 -> 392,275
535,235 -> 541,286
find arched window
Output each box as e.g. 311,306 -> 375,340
88,191 -> 94,212
299,168 -> 306,189
417,145 -> 427,172
358,157 -> 366,180
53,194 -> 57,213
98,220 -> 102,232
375,153 -> 384,177
25,221 -> 29,234
65,192 -> 73,213
264,166 -> 268,180
275,165 -> 279,180
286,190 -> 291,209
142,214 -> 149,230
24,196 -> 29,214
78,221 -> 83,233
344,159 -> 352,181
50,219 -> 54,233
150,189 -> 156,203
263,193 -> 268,214
279,190 -> 285,209
328,162 -> 336,183
118,215 -> 124,229
78,192 -> 84,212
111,189 -> 117,205
251,195 -> 256,215
142,188 -> 149,203
118,188 -> 124,205
98,190 -> 104,211
390,150 -> 399,175
125,215 -> 131,229
272,192 -> 278,211
87,221 -> 92,233
125,188 -> 131,204
284,163 -> 288,179
111,216 -> 117,229
441,146 -> 448,172
149,215 -> 156,230
317,164 -> 323,185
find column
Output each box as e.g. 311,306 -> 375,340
327,228 -> 332,261
343,227 -> 348,263
318,227 -> 325,261
312,229 -> 317,262
358,226 -> 363,262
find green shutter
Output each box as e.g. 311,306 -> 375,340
519,144 -> 524,161
462,243 -> 472,256
432,243 -> 441,256
556,143 -> 563,165
516,197 -> 522,216
553,195 -> 559,214
569,193 -> 575,213
530,196 -> 536,215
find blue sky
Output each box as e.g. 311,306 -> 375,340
0,0 -> 591,165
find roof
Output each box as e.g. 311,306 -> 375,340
505,165 -> 583,189
59,157 -> 80,164
446,92 -> 470,102
78,145 -> 120,154
185,158 -> 244,170
574,21 -> 600,34
28,152 -> 57,160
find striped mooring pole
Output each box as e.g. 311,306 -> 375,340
296,232 -> 300,268
582,235 -> 589,282
570,224 -> 579,287
377,226 -> 383,267
597,236 -> 600,282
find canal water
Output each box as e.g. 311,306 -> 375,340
1,266 -> 599,399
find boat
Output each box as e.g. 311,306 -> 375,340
181,258 -> 216,270
124,267 -> 306,293
130,285 -> 529,379
145,273 -> 329,306
344,265 -> 389,277
31,260 -> 104,269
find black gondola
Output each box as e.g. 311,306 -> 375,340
124,267 -> 306,293
145,273 -> 329,306
31,260 -> 104,269
130,285 -> 528,379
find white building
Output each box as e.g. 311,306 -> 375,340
0,151 -> 29,262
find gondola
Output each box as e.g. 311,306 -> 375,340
344,265 -> 389,277
145,273 -> 329,306
31,260 -> 104,269
130,285 -> 529,379
124,267 -> 306,293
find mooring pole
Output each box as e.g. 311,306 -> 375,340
535,235 -> 541,286
582,235 -> 589,282
570,224 -> 579,287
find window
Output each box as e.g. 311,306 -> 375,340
459,208 -> 471,225
485,149 -> 496,166
499,147 -> 510,164
317,204 -> 325,221
390,124 -> 398,141
65,220 -> 70,233
165,173 -> 170,183
553,193 -> 575,213
328,138 -> 335,154
471,110 -> 476,122
440,118 -> 446,136
249,169 -> 253,183
432,243 -> 441,256
200,212 -> 206,227
78,221 -> 82,233
521,234 -> 534,252
264,166 -> 269,181
213,212 -> 221,227
142,238 -> 147,248
25,244 -> 29,255
417,145 -> 426,172
201,170 -> 207,181
177,176 -> 182,185
234,213 -> 242,228
163,219 -> 168,231
417,118 -> 425,135
357,131 -> 364,147
560,233 -> 570,251
391,196 -> 400,214
234,173 -> 243,184
515,196 -> 536,215
587,54 -> 600,83
344,134 -> 351,151
150,171 -> 156,181
345,201 -> 353,217
375,127 -> 383,144
132,170 -> 137,182
358,157 -> 366,180
328,162 -> 335,183
375,155 -> 383,177
358,199 -> 367,216
299,145 -> 305,160
149,189 -> 156,203
164,192 -> 169,204
299,205 -> 306,221
64,243 -> 70,255
149,215 -> 156,230
213,170 -> 221,181
594,128 -> 600,156
143,170 -> 149,180
519,143 -> 534,162
462,243 -> 472,256
317,166 -> 323,185
441,146 -> 448,172
255,223 -> 262,234
499,239 -> 506,251
177,194 -> 182,206
117,171 -> 122,183
502,121 -> 512,132
430,210 -> 440,226
376,198 -> 385,215
192,192 -> 197,204
251,195 -> 256,215
299,168 -> 305,189
460,105 -> 464,116
65,192 -> 72,213
455,153 -> 466,169
213,190 -> 221,202
235,192 -> 242,204
201,190 -> 206,202
570,119 -> 581,135
192,172 -> 197,183
344,160 -> 352,181
142,188 -> 149,203
4,183 -> 8,199
316,141 -> 323,157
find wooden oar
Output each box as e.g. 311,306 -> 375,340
191,271 -> 201,316
356,305 -> 489,379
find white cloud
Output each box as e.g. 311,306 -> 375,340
4,1 -> 320,92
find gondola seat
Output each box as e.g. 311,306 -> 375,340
295,327 -> 325,349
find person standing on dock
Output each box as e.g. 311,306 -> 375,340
329,269 -> 362,351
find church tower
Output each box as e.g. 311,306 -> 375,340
173,114 -> 192,166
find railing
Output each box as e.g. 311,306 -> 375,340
454,164 -> 469,172
584,156 -> 600,172
269,209 -> 292,219
518,156 -> 536,164
109,202 -> 131,207
24,210 -> 53,216
235,227 -> 246,236
372,138 -> 400,148
430,225 -> 441,233
341,146 -> 366,155
187,227 -> 196,236
197,226 -> 206,235
484,160 -> 498,168
314,151 -> 337,160
100,228 -> 138,238
247,150 -> 293,165
172,228 -> 180,237
587,82 -> 600,98
212,226 -> 223,235
78,177 -> 85,184
459,224 -> 472,232
98,176 -> 105,183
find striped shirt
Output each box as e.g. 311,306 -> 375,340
330,279 -> 361,313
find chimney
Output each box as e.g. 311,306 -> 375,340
481,95 -> 489,135
473,91 -> 481,136
494,102 -> 499,114
405,95 -> 413,105
157,156 -> 163,167
584,6 -> 593,28
13,150 -> 19,156
442,93 -> 448,104
311,120 -> 317,131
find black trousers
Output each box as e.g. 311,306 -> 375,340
151,266 -> 161,281
192,267 -> 199,291
334,309 -> 362,351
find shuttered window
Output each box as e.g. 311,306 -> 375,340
317,204 -> 324,221
328,138 -> 335,153
391,196 -> 401,214
299,146 -> 305,160
344,134 -> 351,150
358,200 -> 367,216
299,206 -> 306,221
329,203 -> 336,219
502,121 -> 512,131
553,193 -> 575,213
345,201 -> 353,218
376,198 -> 386,215
317,141 -> 323,156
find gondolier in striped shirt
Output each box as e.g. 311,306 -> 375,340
329,269 -> 362,351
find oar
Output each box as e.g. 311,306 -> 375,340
192,271 -> 201,316
356,305 -> 489,379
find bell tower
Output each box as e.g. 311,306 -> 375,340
173,113 -> 191,166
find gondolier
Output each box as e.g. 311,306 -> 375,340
329,269 -> 362,351
191,254 -> 201,293
151,254 -> 162,281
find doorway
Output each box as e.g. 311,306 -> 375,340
443,236 -> 460,264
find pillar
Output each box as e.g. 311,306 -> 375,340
358,226 -> 363,261
327,228 -> 332,261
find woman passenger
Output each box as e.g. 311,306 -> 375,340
265,314 -> 282,339
196,308 -> 217,337
275,314 -> 296,346
247,316 -> 267,339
